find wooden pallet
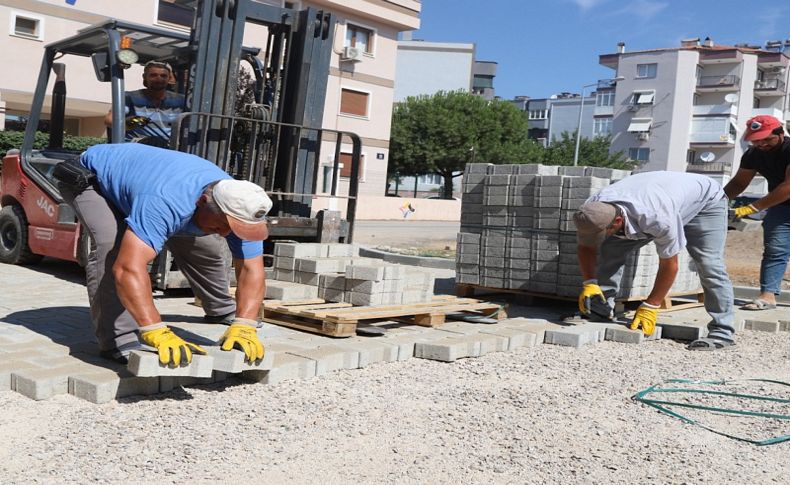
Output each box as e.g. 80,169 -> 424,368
456,283 -> 704,313
261,295 -> 508,337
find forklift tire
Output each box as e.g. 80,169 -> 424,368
76,228 -> 93,268
0,205 -> 44,265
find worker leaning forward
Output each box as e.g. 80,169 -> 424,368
573,171 -> 735,351
55,143 -> 269,366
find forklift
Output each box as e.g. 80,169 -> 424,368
0,0 -> 361,289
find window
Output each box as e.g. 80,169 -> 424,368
283,1 -> 302,9
529,109 -> 547,120
593,118 -> 612,137
634,90 -> 655,105
627,118 -> 652,132
636,63 -> 657,78
11,12 -> 43,40
157,0 -> 193,28
419,174 -> 443,185
345,23 -> 373,54
596,91 -> 615,107
340,88 -> 369,117
339,152 -> 365,178
628,147 -> 650,162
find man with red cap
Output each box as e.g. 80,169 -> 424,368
725,115 -> 790,310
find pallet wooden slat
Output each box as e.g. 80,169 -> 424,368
261,295 -> 508,337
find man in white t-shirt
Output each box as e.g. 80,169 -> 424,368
573,171 -> 735,351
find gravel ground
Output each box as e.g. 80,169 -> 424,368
1,328 -> 788,483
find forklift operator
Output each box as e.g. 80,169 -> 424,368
103,60 -> 186,142
56,143 -> 270,367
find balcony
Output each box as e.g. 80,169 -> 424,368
692,104 -> 738,117
594,105 -> 614,116
689,117 -> 737,145
686,161 -> 731,174
754,78 -> 786,96
752,107 -> 784,119
697,75 -> 740,91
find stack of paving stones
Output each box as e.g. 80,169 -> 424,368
457,163 -> 701,300
268,242 -> 435,305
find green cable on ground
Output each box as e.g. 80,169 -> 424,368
632,378 -> 790,446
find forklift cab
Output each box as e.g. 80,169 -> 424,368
2,2 -> 362,288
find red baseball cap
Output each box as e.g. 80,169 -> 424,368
744,115 -> 782,141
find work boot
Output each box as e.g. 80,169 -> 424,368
99,341 -> 142,365
203,311 -> 236,325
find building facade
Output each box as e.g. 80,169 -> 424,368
599,37 -> 790,191
0,0 -> 420,201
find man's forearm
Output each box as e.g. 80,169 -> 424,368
754,183 -> 790,211
234,256 -> 265,320
577,245 -> 598,281
113,266 -> 162,326
645,256 -> 678,306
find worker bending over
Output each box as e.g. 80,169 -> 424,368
573,171 -> 735,351
56,143 -> 268,365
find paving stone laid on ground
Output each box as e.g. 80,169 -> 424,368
1,259 -> 784,404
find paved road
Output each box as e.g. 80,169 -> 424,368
352,220 -> 460,247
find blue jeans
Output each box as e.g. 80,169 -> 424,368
760,204 -> 790,295
596,197 -> 735,341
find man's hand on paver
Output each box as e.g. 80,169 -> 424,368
578,280 -> 606,315
220,319 -> 264,363
139,323 -> 206,367
629,302 -> 660,336
733,204 -> 758,218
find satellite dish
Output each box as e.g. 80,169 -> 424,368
724,93 -> 739,103
700,151 -> 716,163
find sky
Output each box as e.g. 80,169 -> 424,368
412,0 -> 790,100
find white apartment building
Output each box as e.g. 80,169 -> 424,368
598,37 -> 790,191
0,0 -> 420,200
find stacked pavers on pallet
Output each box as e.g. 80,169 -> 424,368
457,163 -> 702,299
267,242 -> 435,304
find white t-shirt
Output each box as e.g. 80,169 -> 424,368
586,171 -> 725,258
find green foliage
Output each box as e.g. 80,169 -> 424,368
0,130 -> 104,157
542,132 -> 634,169
389,91 -> 543,197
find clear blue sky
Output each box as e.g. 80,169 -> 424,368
413,0 -> 790,100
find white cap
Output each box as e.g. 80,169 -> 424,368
212,179 -> 272,241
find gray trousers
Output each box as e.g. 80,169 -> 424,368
62,185 -> 235,351
596,197 -> 735,341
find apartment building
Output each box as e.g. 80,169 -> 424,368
598,37 -> 790,191
0,0 -> 420,200
392,38 -> 497,196
510,92 -> 601,148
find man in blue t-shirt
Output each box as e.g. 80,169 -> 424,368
104,61 -> 186,143
60,144 -> 270,367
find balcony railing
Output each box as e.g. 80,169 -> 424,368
686,162 -> 731,174
692,104 -> 738,116
697,75 -> 740,87
755,78 -> 786,92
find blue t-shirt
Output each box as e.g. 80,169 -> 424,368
80,144 -> 263,259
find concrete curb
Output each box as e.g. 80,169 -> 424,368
733,286 -> 790,304
358,246 -> 456,270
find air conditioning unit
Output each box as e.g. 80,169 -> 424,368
626,104 -> 640,112
341,46 -> 362,62
637,132 -> 650,141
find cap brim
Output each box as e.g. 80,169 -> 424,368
744,129 -> 773,142
227,215 -> 268,241
577,230 -> 607,248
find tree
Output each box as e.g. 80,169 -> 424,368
389,91 -> 543,198
542,132 -> 633,169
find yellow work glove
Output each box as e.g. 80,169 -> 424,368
139,323 -> 206,367
630,302 -> 660,336
733,204 -> 758,218
220,319 -> 265,363
579,279 -> 606,315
